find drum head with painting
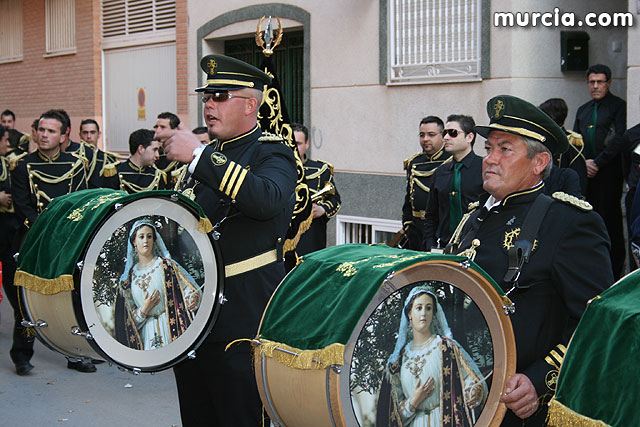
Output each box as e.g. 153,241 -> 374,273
342,261 -> 515,426
78,197 -> 223,372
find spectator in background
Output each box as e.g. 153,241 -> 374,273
573,64 -> 627,279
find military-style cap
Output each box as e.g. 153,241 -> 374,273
196,54 -> 272,92
476,95 -> 569,155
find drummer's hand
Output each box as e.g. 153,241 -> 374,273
501,373 -> 539,419
158,123 -> 204,164
187,292 -> 199,312
0,191 -> 11,207
410,376 -> 434,410
141,289 -> 161,317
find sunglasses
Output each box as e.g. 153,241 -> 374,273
201,92 -> 251,103
441,128 -> 461,138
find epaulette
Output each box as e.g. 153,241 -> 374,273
102,163 -> 117,178
8,151 -> 28,170
19,133 -> 30,145
258,132 -> 284,143
566,130 -> 584,147
403,153 -> 422,171
552,192 -> 592,211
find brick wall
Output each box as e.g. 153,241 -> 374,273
0,0 -> 102,138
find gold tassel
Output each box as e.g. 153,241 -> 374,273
253,338 -> 344,370
547,400 -> 610,426
198,217 -> 213,234
14,270 -> 75,295
283,209 -> 313,254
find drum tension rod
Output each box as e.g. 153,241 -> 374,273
71,326 -> 94,340
21,319 -> 48,329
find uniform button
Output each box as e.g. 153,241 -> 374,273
277,238 -> 282,243
472,239 -> 480,247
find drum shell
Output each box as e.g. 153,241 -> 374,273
255,352 -> 345,427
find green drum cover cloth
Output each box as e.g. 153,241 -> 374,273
16,189 -> 209,293
258,243 -> 500,351
550,270 -> 640,426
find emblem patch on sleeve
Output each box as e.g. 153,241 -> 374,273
211,152 -> 227,166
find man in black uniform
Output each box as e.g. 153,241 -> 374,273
573,64 -> 627,278
10,110 -> 97,373
447,95 -> 613,425
103,129 -> 166,193
401,116 -> 451,249
423,114 -> 484,250
153,111 -> 181,184
292,123 -> 341,256
78,119 -> 122,185
159,55 -> 297,426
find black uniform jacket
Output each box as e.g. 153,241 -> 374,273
573,91 -> 626,167
0,154 -> 20,256
401,148 -> 452,249
447,184 -> 613,403
423,151 -> 484,250
102,160 -> 168,193
11,149 -> 88,228
184,126 -> 297,341
296,157 -> 341,256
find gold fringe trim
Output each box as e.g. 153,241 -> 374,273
14,270 -> 74,295
547,400 -> 610,427
283,209 -> 314,254
254,338 -> 344,370
198,217 -> 213,234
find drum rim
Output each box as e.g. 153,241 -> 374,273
74,194 -> 224,372
340,259 -> 516,427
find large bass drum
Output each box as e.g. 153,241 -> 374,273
253,244 -> 516,426
16,189 -> 223,372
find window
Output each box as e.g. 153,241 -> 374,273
46,0 -> 76,55
102,0 -> 176,48
337,215 -> 402,245
0,0 -> 23,63
388,0 -> 481,84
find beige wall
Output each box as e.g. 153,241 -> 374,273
627,0 -> 640,125
186,0 -> 632,175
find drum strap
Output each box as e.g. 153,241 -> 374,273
503,193 -> 553,288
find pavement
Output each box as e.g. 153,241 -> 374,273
0,298 -> 183,427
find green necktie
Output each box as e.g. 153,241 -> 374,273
449,162 -> 464,235
585,101 -> 598,159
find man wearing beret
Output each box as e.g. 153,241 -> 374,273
446,95 -> 613,425
158,55 -> 297,426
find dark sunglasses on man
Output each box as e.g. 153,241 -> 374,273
201,91 -> 252,103
441,128 -> 461,138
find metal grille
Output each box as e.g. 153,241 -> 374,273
102,0 -> 175,38
337,215 -> 402,245
0,0 -> 23,61
224,31 -> 304,125
46,0 -> 76,53
389,0 -> 481,84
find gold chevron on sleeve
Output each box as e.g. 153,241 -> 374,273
219,162 -> 235,193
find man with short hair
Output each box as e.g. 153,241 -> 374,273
1,109 -> 15,129
423,114 -> 484,251
401,116 -> 451,249
573,64 -> 627,278
78,119 -> 121,184
192,126 -> 210,144
10,109 -> 96,374
103,129 -> 165,193
292,123 -> 341,256
153,111 -> 180,185
159,54 -> 297,426
447,95 -> 613,425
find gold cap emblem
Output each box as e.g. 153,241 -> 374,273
207,59 -> 217,75
493,99 -> 505,119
